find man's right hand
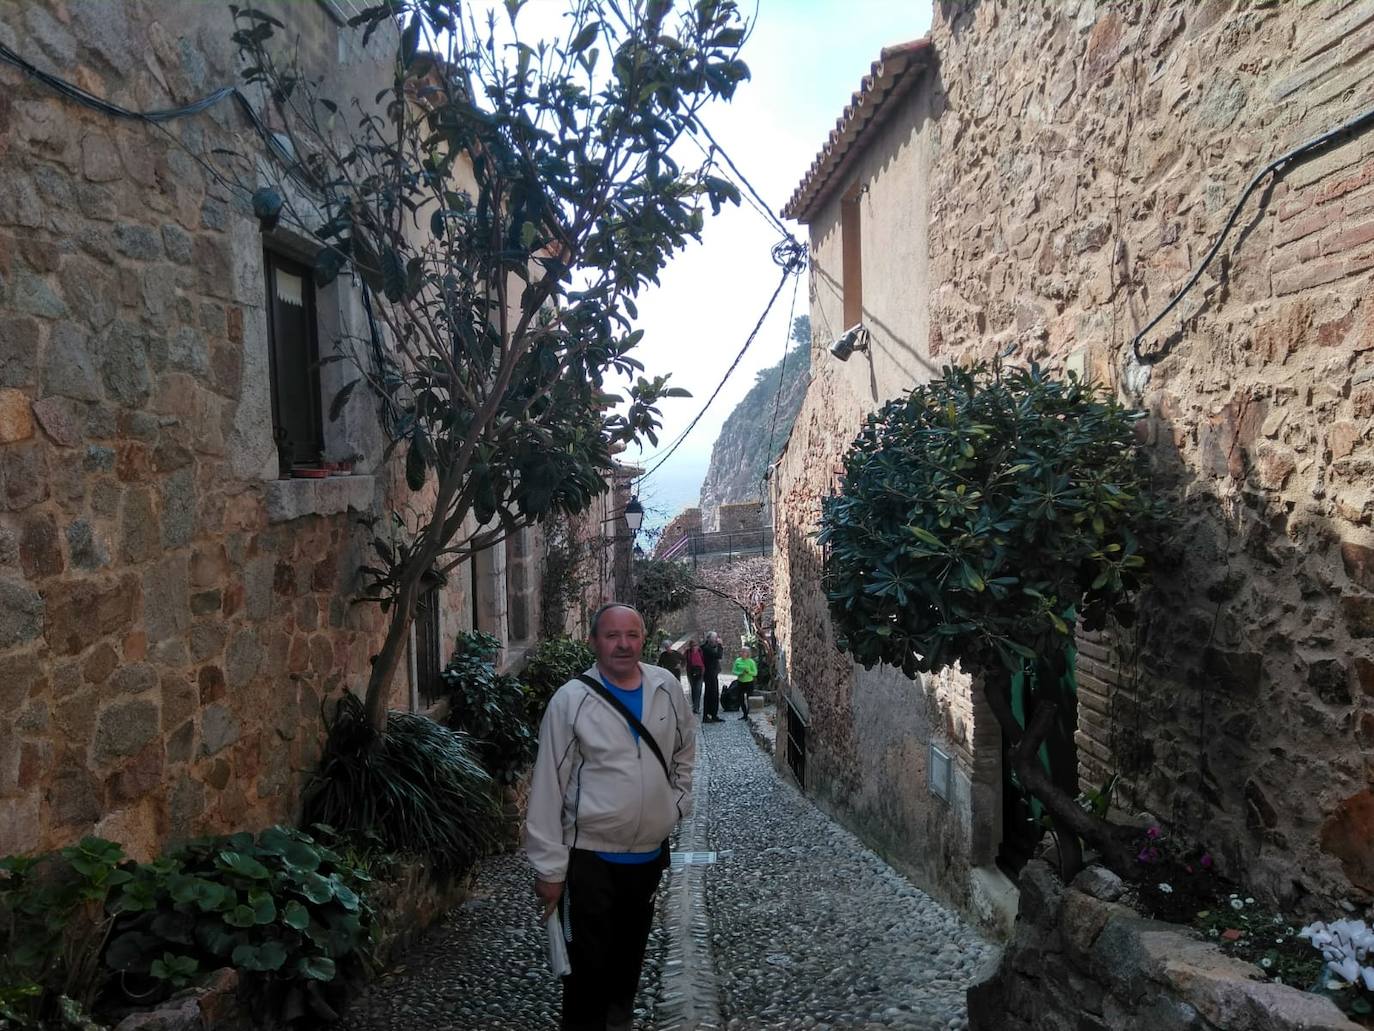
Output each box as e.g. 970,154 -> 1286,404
535,877 -> 563,920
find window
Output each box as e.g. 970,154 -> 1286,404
415,589 -> 443,706
264,251 -> 324,469
840,188 -> 863,328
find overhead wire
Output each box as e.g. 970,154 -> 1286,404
629,114 -> 808,485
694,118 -> 796,241
761,271 -> 804,494
635,237 -> 807,488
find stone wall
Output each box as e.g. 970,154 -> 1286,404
0,0 -> 407,859
928,0 -> 1374,908
717,501 -> 764,533
655,507 -> 701,556
666,580 -> 749,652
968,860 -> 1359,1031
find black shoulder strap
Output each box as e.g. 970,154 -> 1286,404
576,675 -> 671,784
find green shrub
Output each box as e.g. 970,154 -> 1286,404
818,361 -> 1166,876
105,826 -> 371,1026
0,837 -> 127,1027
521,636 -> 595,724
441,631 -> 538,785
303,693 -> 500,881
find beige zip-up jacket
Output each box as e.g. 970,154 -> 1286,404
524,663 -> 696,881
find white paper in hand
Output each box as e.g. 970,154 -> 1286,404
546,911 -> 571,977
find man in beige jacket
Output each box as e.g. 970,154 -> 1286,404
525,602 -> 696,1031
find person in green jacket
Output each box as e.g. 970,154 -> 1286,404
732,646 -> 757,721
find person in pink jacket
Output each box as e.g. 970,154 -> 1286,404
684,637 -> 706,714
525,602 -> 696,1031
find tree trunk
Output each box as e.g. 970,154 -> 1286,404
981,662 -> 1139,879
363,574 -> 423,733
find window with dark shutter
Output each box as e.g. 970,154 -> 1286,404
264,251 -> 324,469
415,589 -> 443,706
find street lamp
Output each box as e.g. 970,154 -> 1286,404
623,497 -> 644,534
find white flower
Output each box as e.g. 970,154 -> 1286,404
1362,965 -> 1374,992
1332,956 -> 1361,983
1260,957 -> 1273,969
1230,898 -> 1244,910
1208,928 -> 1220,938
1245,897 -> 1255,905
1158,883 -> 1174,894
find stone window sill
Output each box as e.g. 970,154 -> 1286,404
264,475 -> 377,524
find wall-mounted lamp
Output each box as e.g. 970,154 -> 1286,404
623,497 -> 645,534
828,324 -> 870,362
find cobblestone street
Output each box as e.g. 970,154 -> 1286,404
342,702 -> 993,1030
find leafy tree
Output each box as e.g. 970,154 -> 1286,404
818,362 -> 1166,877
693,555 -> 773,665
632,556 -> 697,636
229,1 -> 750,731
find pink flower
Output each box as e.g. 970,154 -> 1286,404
1200,853 -> 1213,869
1146,826 -> 1161,840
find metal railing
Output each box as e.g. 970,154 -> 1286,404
659,527 -> 773,566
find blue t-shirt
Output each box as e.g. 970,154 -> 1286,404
595,673 -> 662,865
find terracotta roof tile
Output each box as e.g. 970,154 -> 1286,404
782,37 -> 934,224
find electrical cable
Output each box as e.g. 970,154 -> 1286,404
635,237 -> 807,487
0,40 -> 306,187
1132,99 -> 1374,365
683,127 -> 789,242
761,271 -> 803,494
694,118 -> 798,242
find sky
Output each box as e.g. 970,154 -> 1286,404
481,0 -> 934,530
624,0 -> 934,529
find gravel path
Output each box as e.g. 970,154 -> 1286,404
342,704 -> 993,1030
702,716 -> 995,1030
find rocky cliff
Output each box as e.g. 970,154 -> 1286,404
699,318 -> 811,530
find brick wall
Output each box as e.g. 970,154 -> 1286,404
930,0 -> 1374,907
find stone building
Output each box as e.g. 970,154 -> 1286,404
771,37 -> 1016,931
0,0 -> 622,860
774,0 -> 1374,928
654,506 -> 703,558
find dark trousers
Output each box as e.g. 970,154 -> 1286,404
737,681 -> 752,716
561,849 -> 663,1031
688,670 -> 703,712
703,671 -> 720,720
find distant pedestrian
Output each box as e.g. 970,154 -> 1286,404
657,638 -> 683,680
701,631 -> 723,723
685,638 -> 706,714
732,646 -> 757,721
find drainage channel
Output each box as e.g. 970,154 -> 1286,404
654,723 -> 724,1031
